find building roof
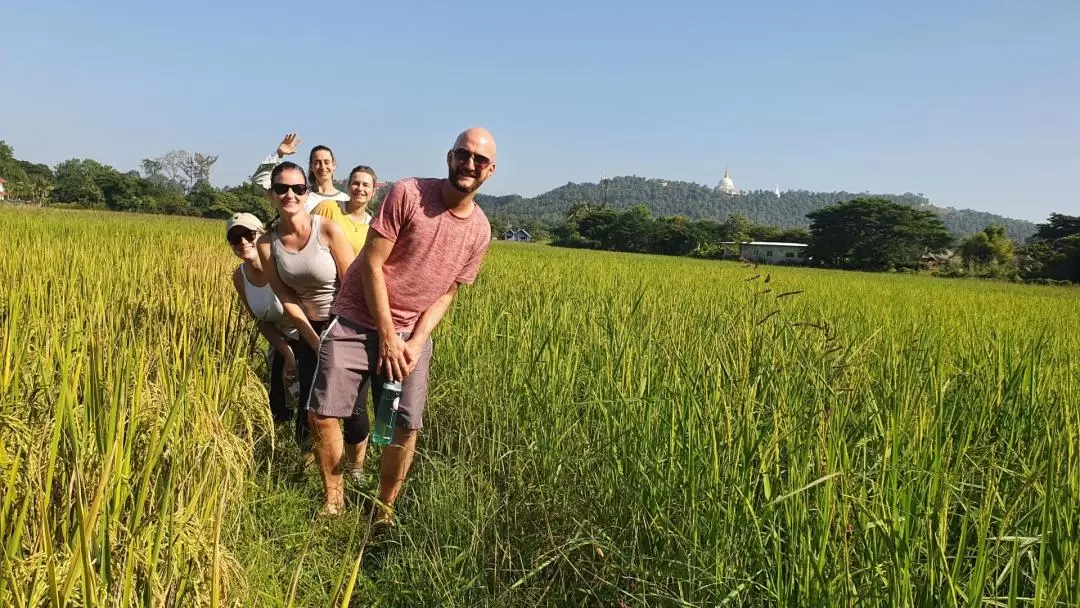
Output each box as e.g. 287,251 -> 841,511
744,241 -> 808,247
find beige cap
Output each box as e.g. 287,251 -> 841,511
225,212 -> 264,235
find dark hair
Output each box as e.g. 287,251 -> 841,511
348,165 -> 377,184
267,161 -> 306,229
308,145 -> 335,186
270,161 -> 307,184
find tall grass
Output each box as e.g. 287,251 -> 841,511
429,247 -> 1079,606
1,207 -> 1077,606
0,207 -> 265,606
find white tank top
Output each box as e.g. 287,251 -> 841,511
271,215 -> 338,321
241,266 -> 299,339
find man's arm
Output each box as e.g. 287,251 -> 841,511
402,283 -> 458,375
358,232 -> 409,381
252,133 -> 301,190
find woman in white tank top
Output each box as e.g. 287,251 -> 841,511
226,212 -> 299,424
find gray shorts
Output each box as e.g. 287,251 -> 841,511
307,316 -> 433,430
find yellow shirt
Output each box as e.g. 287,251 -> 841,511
311,200 -> 370,254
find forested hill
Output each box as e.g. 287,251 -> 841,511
477,176 -> 1036,239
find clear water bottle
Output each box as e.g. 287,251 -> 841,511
371,379 -> 402,447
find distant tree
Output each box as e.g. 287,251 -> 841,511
181,152 -> 219,189
0,143 -> 58,205
521,219 -> 551,242
94,168 -> 144,211
7,178 -> 53,205
216,182 -> 275,222
186,180 -> 218,215
489,215 -> 508,237
201,190 -> 244,219
747,224 -> 811,244
17,160 -> 54,183
552,204 -> 790,259
0,141 -> 29,183
575,206 -> 620,249
960,224 -> 1015,266
653,215 -> 708,256
1049,235 -> 1080,282
806,198 -> 953,271
1017,213 -> 1080,282
52,159 -> 106,207
157,150 -> 190,188
364,182 -> 392,217
140,158 -> 164,178
142,150 -> 218,191
607,205 -> 656,252
720,214 -> 753,243
1033,213 -> 1080,241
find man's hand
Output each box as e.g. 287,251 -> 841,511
277,133 -> 301,157
378,333 -> 410,382
402,336 -> 424,376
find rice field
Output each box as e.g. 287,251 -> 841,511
1,206 -> 1078,607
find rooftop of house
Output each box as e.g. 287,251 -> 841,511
744,241 -> 808,247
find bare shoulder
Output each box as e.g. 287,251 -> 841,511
231,264 -> 246,294
321,215 -> 345,239
256,230 -> 274,249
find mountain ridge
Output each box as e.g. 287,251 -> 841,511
475,176 -> 1037,239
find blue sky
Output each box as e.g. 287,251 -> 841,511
2,0 -> 1077,221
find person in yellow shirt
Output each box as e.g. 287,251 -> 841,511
312,165 -> 378,254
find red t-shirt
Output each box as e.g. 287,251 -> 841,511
332,177 -> 491,332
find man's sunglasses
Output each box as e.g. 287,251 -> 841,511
452,148 -> 492,168
270,182 -> 309,196
227,230 -> 257,245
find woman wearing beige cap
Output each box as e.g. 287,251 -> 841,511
226,212 -> 300,424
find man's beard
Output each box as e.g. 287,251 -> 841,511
449,168 -> 483,194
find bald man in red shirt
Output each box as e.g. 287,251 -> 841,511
307,128 -> 497,519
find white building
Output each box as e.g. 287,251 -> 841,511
739,241 -> 807,265
715,167 -> 740,196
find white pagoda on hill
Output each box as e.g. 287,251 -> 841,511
715,167 -> 740,196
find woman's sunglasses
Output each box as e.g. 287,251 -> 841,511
270,183 -> 309,196
227,230 -> 257,245
452,148 -> 492,168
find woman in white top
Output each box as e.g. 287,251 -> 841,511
226,212 -> 299,424
252,133 -> 350,213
